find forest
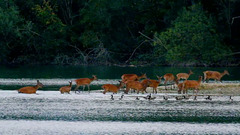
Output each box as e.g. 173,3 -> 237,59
0,0 -> 239,66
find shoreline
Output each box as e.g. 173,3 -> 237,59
1,82 -> 240,96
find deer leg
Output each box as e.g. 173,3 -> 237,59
87,85 -> 90,93
125,87 -> 129,94
82,85 -> 85,92
203,76 -> 206,83
74,85 -> 80,93
137,90 -> 139,94
155,88 -> 157,94
178,89 -> 181,94
219,79 -> 222,83
194,88 -> 199,96
194,95 -> 197,100
164,81 -> 167,90
144,88 -> 148,93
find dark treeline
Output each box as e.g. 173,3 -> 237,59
0,0 -> 240,66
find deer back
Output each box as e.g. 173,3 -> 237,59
164,73 -> 175,81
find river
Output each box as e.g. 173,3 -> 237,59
0,65 -> 239,134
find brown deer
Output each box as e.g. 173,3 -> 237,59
141,76 -> 162,94
203,70 -> 229,83
177,82 -> 184,94
121,73 -> 147,83
102,81 -> 124,94
18,80 -> 43,94
125,79 -> 151,94
74,75 -> 98,93
163,73 -> 178,90
176,70 -> 193,81
59,81 -> 72,94
182,76 -> 202,94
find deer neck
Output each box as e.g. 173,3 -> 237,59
137,74 -> 145,80
90,77 -> 96,82
117,84 -> 123,89
174,78 -> 178,85
158,78 -> 162,83
220,71 -> 227,77
188,72 -> 193,76
198,77 -> 202,84
33,85 -> 40,90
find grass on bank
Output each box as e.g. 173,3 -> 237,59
155,83 -> 240,96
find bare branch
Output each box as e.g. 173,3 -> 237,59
232,16 -> 240,24
138,31 -> 154,41
125,40 -> 148,64
139,31 -> 168,51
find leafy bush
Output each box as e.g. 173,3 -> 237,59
153,4 -> 232,66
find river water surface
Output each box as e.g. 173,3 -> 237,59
0,65 -> 239,134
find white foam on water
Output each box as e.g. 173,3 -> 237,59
0,120 -> 239,135
0,90 -> 239,135
0,90 -> 239,101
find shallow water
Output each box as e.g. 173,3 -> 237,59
1,120 -> 240,135
0,65 -> 239,134
1,91 -> 239,122
0,91 -> 240,134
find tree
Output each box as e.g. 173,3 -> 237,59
153,4 -> 232,66
31,0 -> 67,63
0,0 -> 32,63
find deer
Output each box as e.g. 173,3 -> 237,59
181,76 -> 202,94
203,70 -> 229,83
59,81 -> 72,94
176,70 -> 193,81
18,80 -> 43,94
121,73 -> 147,83
102,81 -> 125,94
125,79 -> 151,94
141,76 -> 162,94
177,82 -> 184,94
74,75 -> 98,93
163,73 -> 178,90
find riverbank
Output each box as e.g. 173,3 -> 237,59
155,82 -> 240,95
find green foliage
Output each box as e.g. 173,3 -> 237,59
0,1 -> 32,63
153,4 -> 232,66
0,0 -> 239,66
30,0 -> 67,63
